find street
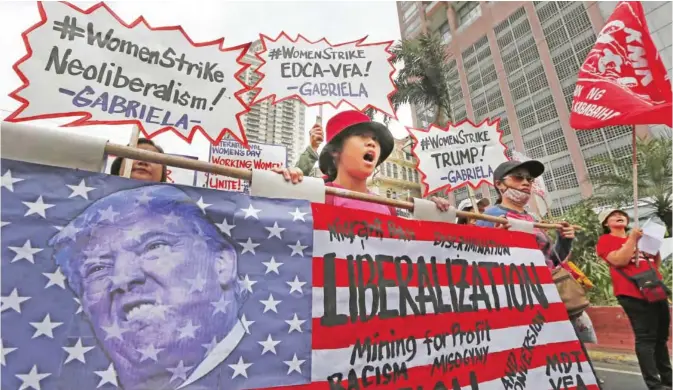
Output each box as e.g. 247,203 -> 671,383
594,361 -> 646,390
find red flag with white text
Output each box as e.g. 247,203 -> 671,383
570,1 -> 672,129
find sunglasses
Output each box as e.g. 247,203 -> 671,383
505,174 -> 536,183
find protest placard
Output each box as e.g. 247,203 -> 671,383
6,1 -> 252,146
408,119 -> 508,196
1,158 -> 598,389
205,137 -> 287,193
251,33 -> 396,117
165,155 -> 198,186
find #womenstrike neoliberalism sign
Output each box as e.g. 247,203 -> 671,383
2,158 -> 598,390
7,1 -> 252,146
408,119 -> 509,197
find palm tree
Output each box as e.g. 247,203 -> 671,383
589,133 -> 672,233
390,32 -> 454,127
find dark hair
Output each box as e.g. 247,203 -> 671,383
323,142 -> 342,182
110,138 -> 167,182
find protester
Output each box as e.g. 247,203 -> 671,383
272,110 -> 450,214
475,160 -> 575,266
596,208 -> 672,390
110,138 -> 167,182
456,198 -> 490,225
474,160 -> 603,380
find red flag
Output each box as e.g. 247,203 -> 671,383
570,1 -> 672,129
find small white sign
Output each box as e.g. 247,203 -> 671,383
640,219 -> 667,256
204,136 -> 287,193
408,120 -> 508,196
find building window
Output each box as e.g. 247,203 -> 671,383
414,170 -> 419,183
404,19 -> 422,38
403,5 -> 418,22
402,167 -> 408,181
457,2 -> 481,31
386,162 -> 392,177
439,22 -> 452,44
393,164 -> 399,179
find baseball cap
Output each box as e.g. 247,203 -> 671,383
493,160 -> 545,183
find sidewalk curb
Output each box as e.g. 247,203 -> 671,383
588,349 -> 639,367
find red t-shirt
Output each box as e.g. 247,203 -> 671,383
596,234 -> 662,299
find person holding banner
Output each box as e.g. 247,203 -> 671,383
597,209 -> 672,390
475,161 -> 601,346
110,138 -> 167,183
476,160 -> 575,266
274,110 -> 450,213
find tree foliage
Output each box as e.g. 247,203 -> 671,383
590,133 -> 672,234
553,201 -> 618,306
389,33 -> 454,126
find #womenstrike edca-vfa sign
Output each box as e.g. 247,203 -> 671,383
7,1 -> 252,146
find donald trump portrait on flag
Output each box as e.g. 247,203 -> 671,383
49,185 -> 249,389
2,160 -> 312,390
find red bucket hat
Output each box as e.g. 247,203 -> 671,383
318,110 -> 394,176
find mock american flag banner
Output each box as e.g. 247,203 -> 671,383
1,158 -> 598,390
308,204 -> 600,390
1,158 -> 313,390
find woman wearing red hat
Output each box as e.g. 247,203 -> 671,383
273,110 -> 450,214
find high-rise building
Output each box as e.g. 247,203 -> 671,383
369,136 -> 423,197
397,1 -> 672,217
239,41 -> 306,166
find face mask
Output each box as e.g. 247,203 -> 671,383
501,187 -> 531,205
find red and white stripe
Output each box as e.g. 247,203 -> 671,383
299,204 -> 598,390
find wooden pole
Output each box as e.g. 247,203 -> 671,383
632,130 -> 639,229
104,141 -> 580,231
632,130 -> 641,266
467,187 -> 481,214
120,125 -> 140,178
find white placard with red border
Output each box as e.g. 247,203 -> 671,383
7,1 -> 252,146
408,119 -> 508,197
204,137 -> 287,193
251,33 -> 396,117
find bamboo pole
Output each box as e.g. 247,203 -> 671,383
104,142 -> 579,231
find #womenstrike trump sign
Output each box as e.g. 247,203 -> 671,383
1,158 -> 598,389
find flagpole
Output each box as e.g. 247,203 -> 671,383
632,130 -> 641,266
632,130 -> 639,228
104,141 -> 581,231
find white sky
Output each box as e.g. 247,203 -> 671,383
0,0 -> 414,161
